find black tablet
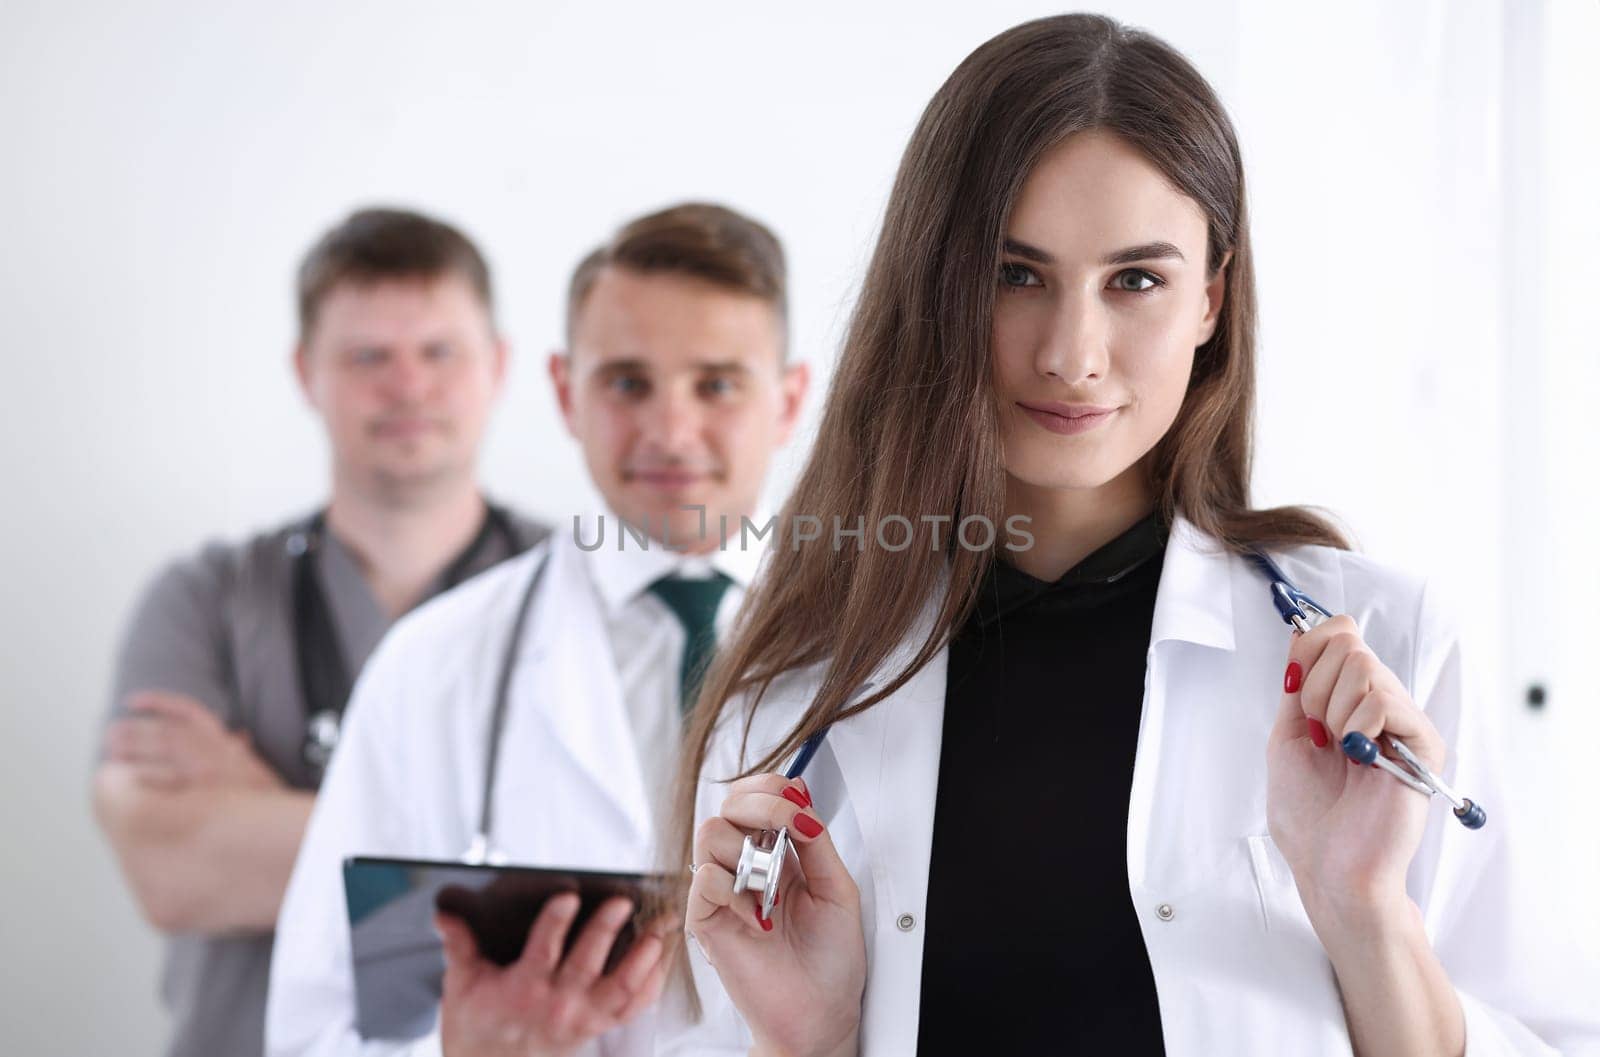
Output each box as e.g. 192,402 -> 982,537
342,855 -> 667,1040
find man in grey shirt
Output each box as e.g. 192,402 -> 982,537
92,207 -> 548,1057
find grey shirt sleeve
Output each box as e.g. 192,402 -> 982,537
102,544 -> 239,752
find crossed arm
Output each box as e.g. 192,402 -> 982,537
93,690 -> 313,934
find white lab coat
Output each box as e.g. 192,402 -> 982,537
267,532 -> 667,1057
660,516 -> 1600,1056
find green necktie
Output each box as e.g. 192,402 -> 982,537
647,572 -> 733,715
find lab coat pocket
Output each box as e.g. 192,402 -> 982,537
1240,834 -> 1355,1050
1245,833 -> 1315,936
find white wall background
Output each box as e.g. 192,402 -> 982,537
1,0 -> 1594,1052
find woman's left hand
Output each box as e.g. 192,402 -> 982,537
1266,614 -> 1446,927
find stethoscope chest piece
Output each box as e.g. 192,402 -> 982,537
733,826 -> 790,919
303,708 -> 341,770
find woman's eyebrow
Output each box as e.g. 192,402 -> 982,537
1101,241 -> 1186,266
1001,236 -> 1187,266
1002,237 -> 1056,263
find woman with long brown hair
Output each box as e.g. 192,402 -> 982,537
659,14 -> 1590,1057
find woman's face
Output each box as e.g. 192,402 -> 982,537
991,130 -> 1227,500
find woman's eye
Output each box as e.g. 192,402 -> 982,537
1110,268 -> 1162,293
999,262 -> 1042,288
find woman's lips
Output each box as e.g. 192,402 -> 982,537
1017,401 -> 1118,436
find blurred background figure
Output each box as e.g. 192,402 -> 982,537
266,200 -> 807,1057
91,208 -> 549,1057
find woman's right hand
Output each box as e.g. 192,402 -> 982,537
687,773 -> 866,1057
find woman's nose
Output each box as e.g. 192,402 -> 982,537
1033,290 -> 1109,384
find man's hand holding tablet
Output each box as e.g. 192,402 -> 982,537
342,857 -> 675,1053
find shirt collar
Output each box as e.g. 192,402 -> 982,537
975,511 -> 1167,626
574,508 -> 765,619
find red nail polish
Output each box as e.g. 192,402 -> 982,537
756,906 -> 772,932
782,786 -> 809,809
1284,661 -> 1303,694
1306,717 -> 1329,748
792,813 -> 823,838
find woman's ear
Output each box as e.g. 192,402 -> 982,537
1195,251 -> 1232,346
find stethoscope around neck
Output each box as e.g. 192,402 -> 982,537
727,546 -> 1487,921
287,504 -> 519,782
462,549 -> 550,864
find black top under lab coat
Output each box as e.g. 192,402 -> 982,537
917,513 -> 1169,1056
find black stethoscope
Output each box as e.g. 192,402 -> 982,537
462,550 -> 548,864
288,503 -> 524,778
729,548 -> 1487,920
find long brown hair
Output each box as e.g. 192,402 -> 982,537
672,11 -> 1348,893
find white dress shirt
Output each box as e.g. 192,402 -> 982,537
589,520 -> 753,815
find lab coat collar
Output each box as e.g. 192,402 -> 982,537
1149,514 -> 1238,653
853,512 -> 1239,695
573,509 -> 762,619
747,512 -> 1253,813
1146,513 -> 1349,654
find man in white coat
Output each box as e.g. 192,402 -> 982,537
265,202 -> 809,1057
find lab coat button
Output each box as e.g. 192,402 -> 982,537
896,913 -> 916,931
1156,903 -> 1175,922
